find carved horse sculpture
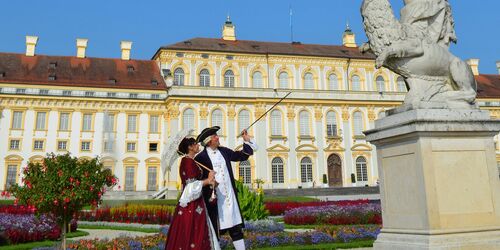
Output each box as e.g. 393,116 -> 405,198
360,0 -> 477,110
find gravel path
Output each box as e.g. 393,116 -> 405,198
70,229 -> 157,241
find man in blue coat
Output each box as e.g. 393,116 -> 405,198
195,126 -> 257,250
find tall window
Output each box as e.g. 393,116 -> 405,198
12,111 -> 23,129
104,114 -> 115,132
252,71 -> 263,88
147,167 -> 158,191
125,166 -> 135,191
82,114 -> 92,131
10,140 -> 20,150
182,108 -> 195,130
326,111 -> 337,137
376,76 -> 385,92
224,70 -> 235,87
279,72 -> 289,89
271,157 -> 284,184
59,113 -> 70,131
300,157 -> 313,183
211,109 -> 223,129
35,112 -> 46,130
304,73 -> 314,89
239,160 -> 252,185
81,141 -> 91,151
328,74 -> 339,90
270,110 -> 282,136
351,75 -> 361,91
127,115 -> 137,133
173,68 -> 185,86
356,157 -> 368,182
6,165 -> 18,189
238,110 -> 250,132
199,69 -> 210,87
33,140 -> 44,150
149,115 -> 159,133
353,111 -> 364,136
397,77 -> 407,92
299,111 -> 310,136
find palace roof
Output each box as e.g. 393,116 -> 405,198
158,37 -> 376,60
476,74 -> 500,99
0,52 -> 166,90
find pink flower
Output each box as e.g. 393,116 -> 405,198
64,197 -> 70,203
14,199 -> 18,205
53,199 -> 58,205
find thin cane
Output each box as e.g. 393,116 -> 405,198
240,91 -> 292,136
177,150 -> 217,201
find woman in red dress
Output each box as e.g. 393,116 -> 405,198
166,137 -> 220,250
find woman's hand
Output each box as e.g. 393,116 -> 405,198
203,170 -> 216,186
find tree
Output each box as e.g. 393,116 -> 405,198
9,153 -> 117,249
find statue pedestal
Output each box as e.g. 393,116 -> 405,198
365,109 -> 500,249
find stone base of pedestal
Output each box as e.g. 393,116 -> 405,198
374,230 -> 500,250
365,109 -> 500,250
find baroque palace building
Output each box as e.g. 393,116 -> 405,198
1,18 -> 500,194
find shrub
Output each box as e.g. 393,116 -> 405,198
79,204 -> 175,224
235,180 -> 269,220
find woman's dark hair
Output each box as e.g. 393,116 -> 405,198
178,137 -> 196,155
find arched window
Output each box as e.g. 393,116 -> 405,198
270,110 -> 282,136
238,110 -> 250,133
397,76 -> 407,92
182,108 -> 194,130
224,70 -> 235,87
279,72 -> 289,89
299,111 -> 310,136
199,69 -> 210,87
353,111 -> 364,136
252,71 -> 263,88
356,157 -> 368,182
300,157 -> 313,183
173,68 -> 185,86
326,111 -> 337,137
351,75 -> 361,91
328,74 -> 339,90
376,76 -> 385,92
239,160 -> 251,185
211,109 -> 223,129
304,72 -> 314,89
271,157 -> 284,184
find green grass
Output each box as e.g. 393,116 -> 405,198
0,230 -> 89,250
255,240 -> 374,250
264,196 -> 320,202
0,200 -> 14,205
78,224 -> 159,233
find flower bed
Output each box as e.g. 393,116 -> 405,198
284,203 -> 382,225
315,225 -> 381,242
0,213 -> 60,244
265,199 -> 376,216
78,204 -> 175,225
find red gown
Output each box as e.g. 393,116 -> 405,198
166,157 -> 216,250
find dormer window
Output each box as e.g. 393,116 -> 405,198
151,79 -> 158,86
218,43 -> 227,48
127,66 -> 134,73
48,74 -> 56,81
0,72 -> 5,78
49,62 -> 57,69
251,45 -> 260,50
184,41 -> 192,46
108,79 -> 117,84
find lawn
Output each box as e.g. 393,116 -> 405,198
0,230 -> 89,250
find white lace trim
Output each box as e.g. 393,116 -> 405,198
178,180 -> 203,207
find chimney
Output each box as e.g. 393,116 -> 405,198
25,36 -> 38,56
222,16 -> 236,41
466,59 -> 479,76
342,23 -> 356,48
76,38 -> 88,58
120,41 -> 132,60
496,61 -> 500,75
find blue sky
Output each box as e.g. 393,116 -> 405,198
1,0 -> 498,74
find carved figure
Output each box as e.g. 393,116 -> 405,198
361,0 -> 477,110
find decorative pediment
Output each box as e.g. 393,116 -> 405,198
351,143 -> 373,152
29,155 -> 44,163
145,157 -> 161,164
100,156 -> 116,163
5,155 -> 23,162
295,144 -> 318,152
122,157 -> 140,164
267,144 -> 290,152
324,141 -> 345,152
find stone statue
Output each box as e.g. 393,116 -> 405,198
360,0 -> 478,110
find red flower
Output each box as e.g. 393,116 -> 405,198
64,197 -> 70,203
53,199 -> 58,205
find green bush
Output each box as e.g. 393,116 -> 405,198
235,180 -> 269,220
